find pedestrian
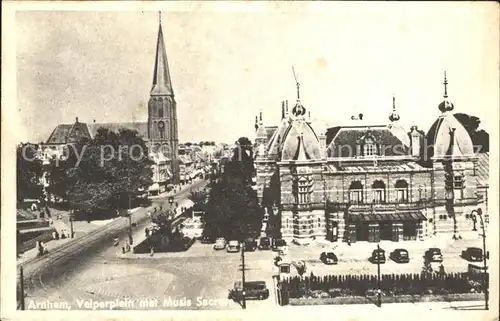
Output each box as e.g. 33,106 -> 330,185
150,246 -> 155,257
159,205 -> 163,211
61,230 -> 66,239
145,227 -> 150,237
122,246 -> 126,254
52,230 -> 57,240
54,230 -> 59,240
49,217 -> 53,225
147,211 -> 151,219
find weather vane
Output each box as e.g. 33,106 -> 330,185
292,66 -> 300,100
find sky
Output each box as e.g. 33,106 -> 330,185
12,2 -> 499,144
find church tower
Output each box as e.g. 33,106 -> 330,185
148,13 -> 180,184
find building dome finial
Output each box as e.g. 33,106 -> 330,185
438,71 -> 454,113
389,94 -> 400,122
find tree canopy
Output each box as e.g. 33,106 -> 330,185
16,144 -> 43,202
454,113 -> 489,152
47,128 -> 153,216
203,137 -> 263,240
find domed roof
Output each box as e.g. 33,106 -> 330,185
281,120 -> 322,161
426,113 -> 474,159
426,72 -> 474,159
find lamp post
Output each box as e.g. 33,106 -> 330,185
469,208 -> 488,310
377,243 -> 382,308
128,193 -> 133,245
69,210 -> 75,238
19,266 -> 25,310
240,241 -> 246,309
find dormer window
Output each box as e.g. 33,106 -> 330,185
363,137 -> 377,156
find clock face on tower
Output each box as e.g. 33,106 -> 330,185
158,121 -> 165,129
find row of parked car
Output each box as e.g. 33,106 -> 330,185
319,246 -> 488,265
202,236 -> 288,253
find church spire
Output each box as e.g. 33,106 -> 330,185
438,70 -> 454,113
151,12 -> 174,96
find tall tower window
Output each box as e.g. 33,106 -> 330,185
158,105 -> 164,118
158,121 -> 165,140
298,176 -> 310,204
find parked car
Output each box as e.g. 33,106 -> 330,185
369,248 -> 386,264
320,252 -> 338,265
272,238 -> 287,252
228,281 -> 269,301
226,240 -> 241,253
424,248 -> 443,262
213,237 -> 226,250
390,248 -> 410,263
244,238 -> 257,251
258,237 -> 271,250
462,247 -> 483,262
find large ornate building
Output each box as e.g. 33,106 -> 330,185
41,17 -> 180,194
254,73 -> 489,244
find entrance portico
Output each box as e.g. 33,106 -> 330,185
347,211 -> 426,243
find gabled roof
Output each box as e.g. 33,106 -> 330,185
46,124 -> 73,144
326,125 -> 410,158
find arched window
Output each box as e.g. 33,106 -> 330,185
395,180 -> 409,203
349,181 -> 363,204
372,180 -> 386,203
158,105 -> 164,118
363,137 -> 377,156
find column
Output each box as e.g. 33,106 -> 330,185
392,222 -> 403,242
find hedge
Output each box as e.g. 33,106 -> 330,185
278,272 -> 489,304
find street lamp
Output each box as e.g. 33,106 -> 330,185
69,210 -> 75,238
376,243 -> 382,308
240,241 -> 246,310
469,208 -> 488,310
128,193 -> 133,245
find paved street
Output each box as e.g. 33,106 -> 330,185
23,229 -> 488,311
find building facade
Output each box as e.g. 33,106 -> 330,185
254,73 -> 489,244
41,17 -> 180,195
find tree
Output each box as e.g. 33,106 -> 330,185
55,128 -> 153,217
16,143 -> 43,202
454,113 -> 489,152
203,137 -> 263,240
188,189 -> 207,211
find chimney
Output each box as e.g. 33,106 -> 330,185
281,101 -> 285,120
410,125 -> 421,157
286,100 -> 289,116
358,113 -> 363,120
93,119 -> 96,123
75,117 -> 79,123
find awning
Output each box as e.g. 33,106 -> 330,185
349,211 -> 427,223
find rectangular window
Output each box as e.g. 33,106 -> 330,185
373,189 -> 385,203
364,144 -> 376,156
349,190 -> 363,204
396,189 -> 408,203
454,176 -> 464,189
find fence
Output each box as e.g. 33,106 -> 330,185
278,272 -> 489,305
